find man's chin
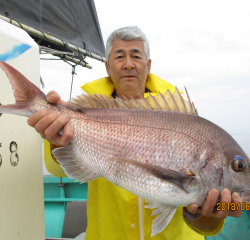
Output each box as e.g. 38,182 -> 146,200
120,83 -> 139,92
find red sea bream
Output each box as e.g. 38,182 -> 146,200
0,61 -> 249,236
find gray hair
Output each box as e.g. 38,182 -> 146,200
105,26 -> 150,63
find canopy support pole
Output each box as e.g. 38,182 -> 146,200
0,15 -> 106,65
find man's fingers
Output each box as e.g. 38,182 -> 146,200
201,189 -> 219,217
215,188 -> 231,219
46,91 -> 65,105
46,91 -> 61,104
228,192 -> 243,218
55,123 -> 73,146
199,189 -> 243,220
44,114 -> 69,141
34,111 -> 61,135
28,109 -> 72,146
28,109 -> 73,146
27,109 -> 52,127
186,203 -> 198,214
26,90 -> 71,146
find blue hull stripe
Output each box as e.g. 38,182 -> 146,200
0,44 -> 31,62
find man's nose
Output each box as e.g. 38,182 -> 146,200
123,57 -> 134,70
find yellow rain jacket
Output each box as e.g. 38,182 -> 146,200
44,73 -> 224,240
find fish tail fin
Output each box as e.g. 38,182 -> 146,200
0,61 -> 46,117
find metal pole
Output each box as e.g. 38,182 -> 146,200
52,53 -> 92,69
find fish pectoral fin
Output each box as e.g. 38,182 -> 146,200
52,145 -> 100,183
145,201 -> 177,236
108,157 -> 195,192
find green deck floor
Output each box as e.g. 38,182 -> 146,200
44,176 -> 87,238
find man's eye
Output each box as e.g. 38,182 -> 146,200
133,56 -> 141,59
116,56 -> 123,59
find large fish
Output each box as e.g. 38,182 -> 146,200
0,61 -> 249,236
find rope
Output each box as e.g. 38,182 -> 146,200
40,76 -> 45,88
66,0 -> 90,72
61,59 -> 78,101
12,18 -> 24,29
66,0 -> 86,51
69,65 -> 76,100
33,27 -> 47,40
74,44 -> 86,67
2,0 -> 12,23
40,56 -> 78,100
2,0 -> 9,17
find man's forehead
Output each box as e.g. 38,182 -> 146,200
111,39 -> 144,53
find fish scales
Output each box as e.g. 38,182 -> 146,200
68,109 -> 220,204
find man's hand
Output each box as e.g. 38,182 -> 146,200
27,91 -> 73,146
186,188 -> 243,219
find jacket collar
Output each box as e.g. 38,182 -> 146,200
81,73 -> 179,97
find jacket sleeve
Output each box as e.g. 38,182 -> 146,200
183,214 -> 224,236
44,140 -> 67,177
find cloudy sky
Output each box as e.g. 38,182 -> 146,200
41,0 -> 250,174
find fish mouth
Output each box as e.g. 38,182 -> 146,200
240,190 -> 250,202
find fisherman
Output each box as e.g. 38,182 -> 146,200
28,26 -> 243,239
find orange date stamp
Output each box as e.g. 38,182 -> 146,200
216,202 -> 250,211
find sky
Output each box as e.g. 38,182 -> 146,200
41,0 -> 250,174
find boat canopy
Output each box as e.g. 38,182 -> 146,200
0,0 -> 105,59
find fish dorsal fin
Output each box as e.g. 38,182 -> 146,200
66,87 -> 198,115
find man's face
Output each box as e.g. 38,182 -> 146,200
105,39 -> 151,99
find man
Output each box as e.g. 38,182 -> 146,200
28,26 -> 242,239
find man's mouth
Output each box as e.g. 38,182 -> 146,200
122,75 -> 136,78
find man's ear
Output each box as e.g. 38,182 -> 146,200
147,59 -> 152,75
105,61 -> 111,77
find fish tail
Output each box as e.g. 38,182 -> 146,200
0,61 -> 46,117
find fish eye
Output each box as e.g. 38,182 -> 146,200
233,156 -> 246,172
